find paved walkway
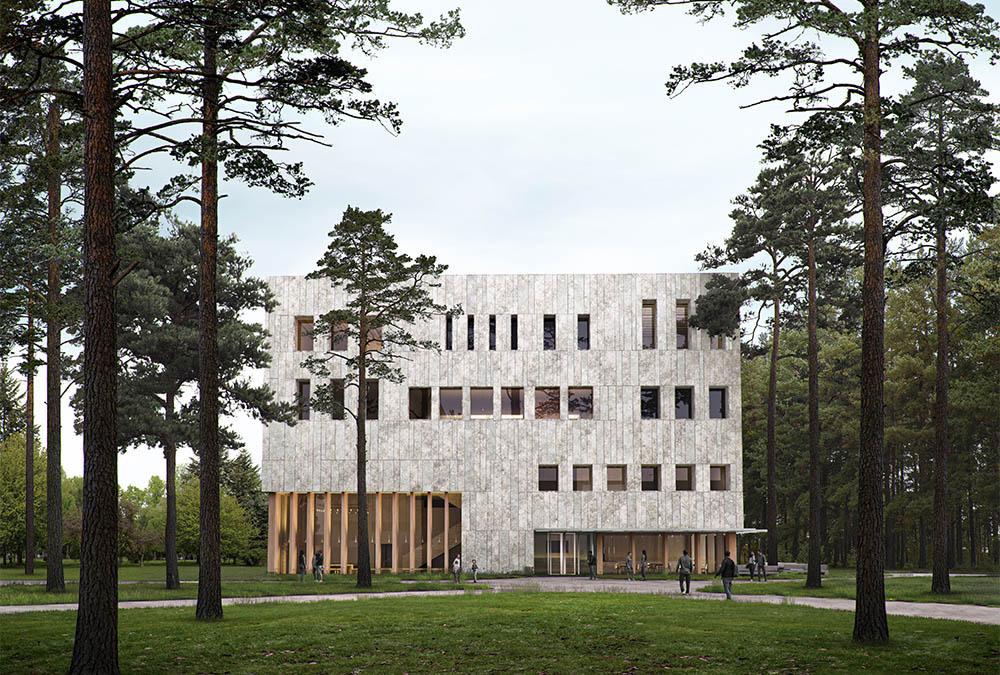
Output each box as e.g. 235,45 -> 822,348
2,577 -> 997,625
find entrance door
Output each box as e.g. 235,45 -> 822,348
547,533 -> 578,575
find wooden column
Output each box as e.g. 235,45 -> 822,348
697,534 -> 708,574
267,493 -> 277,573
663,533 -> 670,572
443,493 -> 450,566
726,532 -> 737,563
287,492 -> 298,575
323,492 -> 332,573
426,492 -> 433,570
306,492 -> 315,564
596,533 -> 604,575
374,492 -> 382,573
409,492 -> 416,573
630,533 -> 637,568
391,493 -> 399,573
340,492 -> 348,574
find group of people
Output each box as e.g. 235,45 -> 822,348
747,549 -> 768,581
452,554 -> 478,583
296,550 -> 326,582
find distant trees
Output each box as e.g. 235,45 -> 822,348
0,432 -> 46,566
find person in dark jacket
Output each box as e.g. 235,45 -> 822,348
676,549 -> 693,594
297,549 -> 307,582
587,550 -> 597,580
639,550 -> 648,581
313,551 -> 324,582
714,550 -> 737,600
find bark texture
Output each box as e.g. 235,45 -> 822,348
356,314 -> 372,588
164,393 -> 179,590
69,0 -> 120,669
806,234 -> 822,589
25,295 -> 35,576
766,293 -> 780,563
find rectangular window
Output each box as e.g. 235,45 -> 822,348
489,315 -> 497,350
365,380 -> 379,420
543,315 -> 556,350
470,387 -> 493,418
534,387 -> 560,420
641,465 -> 660,491
331,321 -> 348,352
675,465 -> 695,491
606,465 -> 627,491
573,465 -> 593,491
331,378 -> 345,420
467,315 -> 475,350
538,465 -> 559,492
445,315 -> 453,351
642,300 -> 656,349
577,314 -> 590,350
296,379 -> 311,420
675,387 -> 694,420
365,322 -> 382,353
501,387 -> 524,418
408,387 -> 431,420
568,387 -> 593,420
510,315 -> 518,350
295,317 -> 314,352
710,465 -> 730,491
710,334 -> 726,350
709,387 -> 727,419
676,301 -> 689,349
640,387 -> 660,419
439,387 -> 463,419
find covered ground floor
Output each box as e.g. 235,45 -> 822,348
535,531 -> 737,576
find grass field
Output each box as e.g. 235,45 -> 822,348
701,573 -> 1000,607
2,592 -> 997,673
0,561 -> 269,583
0,575 -> 479,606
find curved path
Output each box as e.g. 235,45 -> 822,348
2,577 -> 997,625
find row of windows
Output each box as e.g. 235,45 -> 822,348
294,383 -> 730,421
291,301 -> 729,354
538,464 -> 731,492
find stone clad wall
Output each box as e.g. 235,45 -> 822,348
262,274 -> 743,572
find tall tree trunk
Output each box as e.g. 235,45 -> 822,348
930,109 -> 951,594
766,290 -> 780,563
356,314 -> 372,588
45,99 -> 65,592
196,16 -> 223,621
806,233 -> 822,588
853,5 -> 889,642
25,293 -> 35,576
69,0 -> 119,669
968,492 -> 977,568
164,392 -> 179,590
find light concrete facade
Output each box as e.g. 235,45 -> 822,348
262,273 -> 744,574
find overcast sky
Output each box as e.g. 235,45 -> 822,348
29,0 -> 1000,488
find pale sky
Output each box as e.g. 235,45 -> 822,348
27,0 -> 1000,488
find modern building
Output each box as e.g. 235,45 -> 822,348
263,273 -> 746,575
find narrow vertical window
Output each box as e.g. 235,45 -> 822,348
543,315 -> 556,350
642,301 -> 656,349
489,315 -> 497,351
331,321 -> 348,352
510,315 -> 518,350
296,379 -> 311,420
676,301 -> 689,349
709,387 -> 727,419
295,317 -> 314,352
577,314 -> 590,350
640,387 -> 660,419
331,379 -> 345,420
445,315 -> 453,351
675,387 -> 694,420
467,315 -> 475,350
365,380 -> 379,420
710,334 -> 726,350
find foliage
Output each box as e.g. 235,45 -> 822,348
0,433 -> 46,564
174,474 -> 254,565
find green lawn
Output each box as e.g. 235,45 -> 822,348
701,574 -> 1000,607
0,575 -> 479,606
2,593 -> 997,673
0,561 -> 269,582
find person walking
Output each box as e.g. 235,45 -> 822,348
313,551 -> 325,582
639,550 -> 648,581
297,549 -> 307,582
747,550 -> 756,582
452,553 -> 462,583
676,549 -> 693,594
715,549 -> 737,600
587,549 -> 597,580
756,549 -> 767,582
624,552 -> 635,581
470,558 -> 479,583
